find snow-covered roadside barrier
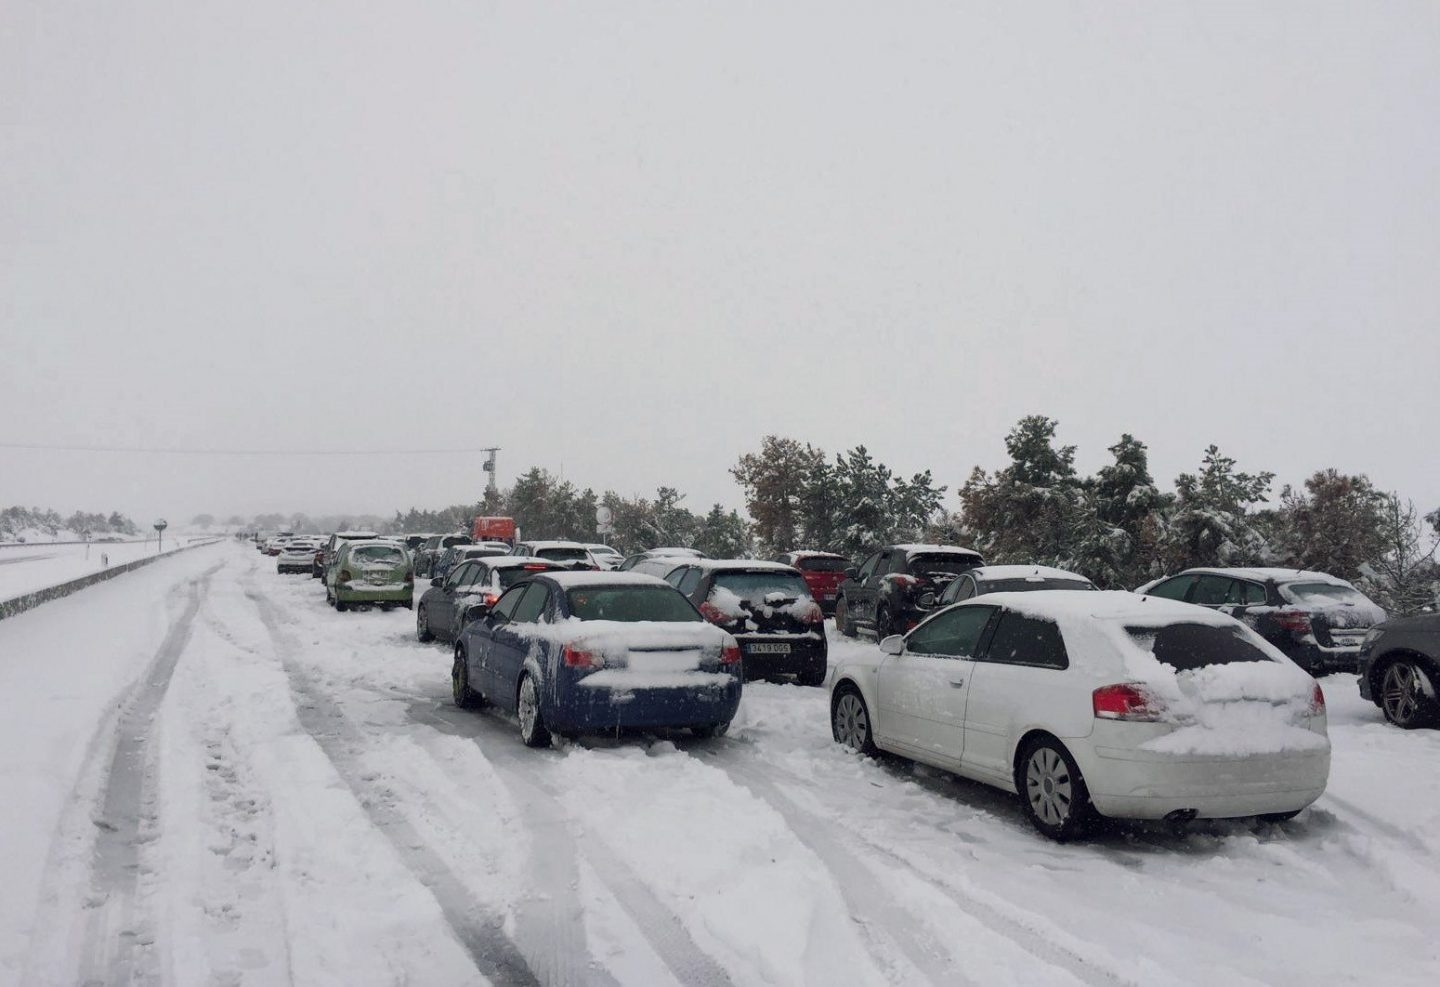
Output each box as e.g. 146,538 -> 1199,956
0,538 -> 223,621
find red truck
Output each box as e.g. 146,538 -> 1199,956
472,516 -> 517,546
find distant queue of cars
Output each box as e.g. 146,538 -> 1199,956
257,529 -> 1438,839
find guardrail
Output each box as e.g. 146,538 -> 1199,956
0,538 -> 224,621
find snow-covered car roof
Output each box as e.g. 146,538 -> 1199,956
970,565 -> 1092,583
338,539 -> 407,553
483,556 -> 559,568
1177,567 -> 1352,586
692,559 -> 799,573
969,589 -> 1231,626
892,543 -> 983,557
522,540 -> 592,550
782,550 -> 848,560
643,547 -> 705,557
538,571 -> 673,589
332,530 -> 380,539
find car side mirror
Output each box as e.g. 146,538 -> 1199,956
463,603 -> 491,625
845,567 -> 859,581
879,634 -> 905,656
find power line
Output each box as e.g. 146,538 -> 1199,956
0,441 -> 496,456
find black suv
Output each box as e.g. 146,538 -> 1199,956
660,560 -> 827,685
415,534 -> 472,578
1358,612 -> 1440,728
835,544 -> 983,639
1139,567 -> 1387,675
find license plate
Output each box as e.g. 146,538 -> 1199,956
821,593 -> 836,600
748,643 -> 791,654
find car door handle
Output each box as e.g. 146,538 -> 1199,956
949,678 -> 965,688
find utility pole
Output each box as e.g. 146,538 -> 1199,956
481,447 -> 500,494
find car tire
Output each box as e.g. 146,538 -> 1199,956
334,599 -> 348,612
835,596 -> 858,638
517,673 -> 552,748
692,721 -> 730,739
1378,658 -> 1440,729
875,604 -> 894,640
417,606 -> 434,642
1016,737 -> 1096,842
452,648 -> 481,708
832,685 -> 878,755
797,664 -> 827,687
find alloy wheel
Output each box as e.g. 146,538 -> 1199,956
834,693 -> 870,750
1025,747 -> 1074,827
1381,661 -> 1427,726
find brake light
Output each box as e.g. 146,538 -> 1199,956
891,574 -> 918,589
1092,683 -> 1163,721
1274,610 -> 1313,635
720,643 -> 742,665
339,569 -> 352,582
483,593 -> 499,607
799,601 -> 824,624
404,571 -> 414,584
699,602 -> 731,625
1308,682 -> 1326,715
522,564 -> 549,571
562,644 -> 601,669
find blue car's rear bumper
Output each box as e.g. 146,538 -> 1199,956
548,677 -> 742,733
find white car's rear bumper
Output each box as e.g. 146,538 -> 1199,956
1077,744 -> 1330,820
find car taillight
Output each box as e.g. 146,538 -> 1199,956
1308,682 -> 1326,715
892,574 -> 918,589
1092,683 -> 1163,721
799,601 -> 824,624
562,644 -> 601,669
1274,610 -> 1313,634
522,564 -> 549,571
404,571 -> 414,584
339,569 -> 352,582
483,593 -> 499,606
699,602 -> 730,625
720,643 -> 742,665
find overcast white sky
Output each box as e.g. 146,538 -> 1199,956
3,1 -> 1438,525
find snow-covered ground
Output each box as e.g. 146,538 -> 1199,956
0,539 -> 204,603
2,541 -> 1438,985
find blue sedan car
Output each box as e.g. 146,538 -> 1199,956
452,572 -> 743,746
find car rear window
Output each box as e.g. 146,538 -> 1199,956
497,564 -> 557,589
978,578 -> 1094,594
1126,623 -> 1273,670
1280,582 -> 1371,607
565,586 -> 702,622
796,557 -> 848,573
909,553 -> 981,577
441,536 -> 471,548
351,546 -> 404,564
538,547 -> 591,562
712,571 -> 811,603
983,613 -> 1069,669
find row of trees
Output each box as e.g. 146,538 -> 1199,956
1,506 -> 139,540
732,417 -> 1439,614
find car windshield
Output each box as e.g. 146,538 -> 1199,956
565,586 -> 702,622
909,553 -> 980,577
980,579 -> 1094,594
1281,582 -> 1371,607
1126,623 -> 1274,670
538,547 -> 590,562
351,546 -> 404,564
797,557 -> 848,573
712,571 -> 810,603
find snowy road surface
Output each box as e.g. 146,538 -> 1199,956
1,542 -> 1438,985
0,540 -> 190,604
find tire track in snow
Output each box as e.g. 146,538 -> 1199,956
695,743 -> 1127,987
403,696 -> 736,987
75,563 -> 219,986
241,585 -> 542,987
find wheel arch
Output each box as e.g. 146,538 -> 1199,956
1370,648 -> 1440,700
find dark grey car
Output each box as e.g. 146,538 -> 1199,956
1358,612 -> 1440,728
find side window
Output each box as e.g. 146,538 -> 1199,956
444,562 -> 471,589
457,563 -> 484,591
856,553 -> 881,583
1192,575 -> 1234,607
1145,575 -> 1194,601
664,566 -> 688,588
887,552 -> 910,575
982,613 -> 1069,670
511,583 -> 551,623
678,568 -> 704,596
490,584 -> 528,623
906,606 -> 995,658
1241,581 -> 1267,605
953,577 -> 976,602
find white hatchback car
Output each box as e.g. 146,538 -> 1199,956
829,591 -> 1329,840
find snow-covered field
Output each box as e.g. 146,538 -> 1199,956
0,539 -> 199,604
2,541 -> 1438,986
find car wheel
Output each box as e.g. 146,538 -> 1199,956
692,721 -> 730,739
1379,658 -> 1439,728
517,673 -> 552,748
334,598 -> 348,612
452,648 -> 481,708
417,606 -> 434,642
875,605 -> 894,640
832,685 -> 878,755
835,596 -> 857,638
1017,737 -> 1095,842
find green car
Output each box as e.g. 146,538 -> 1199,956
326,540 -> 414,611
